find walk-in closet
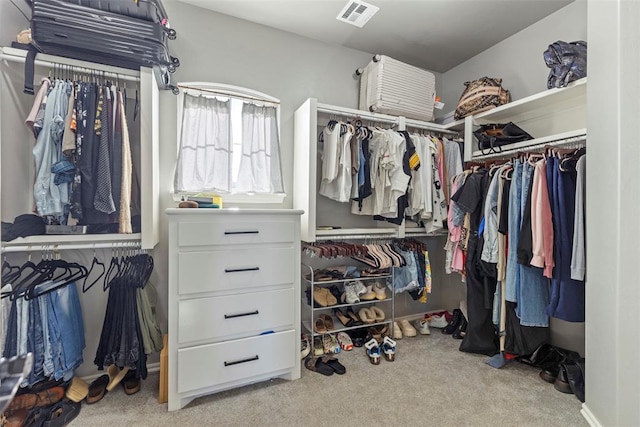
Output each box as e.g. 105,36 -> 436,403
0,0 -> 637,426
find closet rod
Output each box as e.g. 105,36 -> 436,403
403,121 -> 459,136
0,48 -> 140,82
317,106 -> 398,125
470,133 -> 587,161
1,241 -> 142,254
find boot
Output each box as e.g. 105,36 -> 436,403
442,309 -> 462,335
452,316 -> 467,339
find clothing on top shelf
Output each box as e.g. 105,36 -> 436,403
316,120 -> 462,229
26,77 -> 138,233
445,148 -> 586,357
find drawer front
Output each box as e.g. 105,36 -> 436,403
178,219 -> 296,247
178,288 -> 295,344
177,330 -> 295,393
178,247 -> 295,295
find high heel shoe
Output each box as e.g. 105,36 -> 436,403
346,306 -> 361,323
333,308 -> 361,327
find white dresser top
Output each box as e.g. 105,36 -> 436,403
165,208 -> 304,216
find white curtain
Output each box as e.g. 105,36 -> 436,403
174,94 -> 231,193
235,102 -> 284,193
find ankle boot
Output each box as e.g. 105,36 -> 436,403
443,309 -> 462,335
452,316 -> 467,340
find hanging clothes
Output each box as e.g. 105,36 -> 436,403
25,76 -> 137,233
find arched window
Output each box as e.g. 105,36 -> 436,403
174,82 -> 285,203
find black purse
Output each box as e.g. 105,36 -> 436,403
473,122 -> 534,155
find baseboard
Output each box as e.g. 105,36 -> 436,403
581,403 -> 602,427
80,362 -> 160,383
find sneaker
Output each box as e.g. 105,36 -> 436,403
313,336 -> 324,356
381,336 -> 396,362
301,334 -> 311,359
364,338 -> 381,365
352,280 -> 367,296
427,314 -> 449,329
337,332 -> 353,351
415,319 -> 431,335
392,321 -> 403,340
342,283 -> 360,304
399,319 -> 417,337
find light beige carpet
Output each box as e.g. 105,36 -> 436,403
73,331 -> 586,426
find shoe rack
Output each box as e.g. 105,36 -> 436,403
301,263 -> 395,355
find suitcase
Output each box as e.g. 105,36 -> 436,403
357,54 -> 436,122
31,0 -> 179,69
59,0 -> 172,29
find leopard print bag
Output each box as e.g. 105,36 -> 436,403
454,77 -> 510,120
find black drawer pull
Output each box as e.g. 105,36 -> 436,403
224,355 -> 259,367
225,267 -> 260,273
224,230 -> 259,235
224,310 -> 259,319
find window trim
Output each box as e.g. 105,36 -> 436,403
173,82 -> 285,205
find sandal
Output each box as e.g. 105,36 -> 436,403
382,336 -> 397,362
122,370 -> 141,395
321,356 -> 346,375
313,317 -> 327,334
86,375 -> 109,404
42,400 -> 81,427
370,306 -> 385,322
364,338 -> 381,365
358,307 -> 375,324
337,332 -> 353,351
305,357 -> 334,376
346,307 -> 361,323
106,365 -> 130,392
319,314 -> 334,331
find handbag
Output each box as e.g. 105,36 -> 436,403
473,122 -> 534,155
543,40 -> 587,89
454,77 -> 510,120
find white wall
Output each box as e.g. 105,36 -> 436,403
438,0 -> 587,119
584,1 -> 640,425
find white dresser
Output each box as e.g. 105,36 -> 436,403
166,208 -> 303,411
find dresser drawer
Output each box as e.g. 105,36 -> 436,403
178,247 -> 295,295
178,288 -> 295,344
177,330 -> 295,393
178,219 -> 296,247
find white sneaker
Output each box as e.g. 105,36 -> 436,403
415,319 -> 431,335
352,280 -> 367,296
399,319 -> 417,337
392,321 -> 403,340
342,283 -> 360,304
427,314 -> 449,329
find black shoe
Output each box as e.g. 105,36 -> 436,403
452,316 -> 467,340
443,309 -> 462,335
328,285 -> 342,302
539,368 -> 558,384
554,365 -> 573,394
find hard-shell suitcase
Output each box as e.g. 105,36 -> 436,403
59,0 -> 172,28
357,54 -> 436,122
31,0 -> 180,72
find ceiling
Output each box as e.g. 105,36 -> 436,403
178,0 -> 574,73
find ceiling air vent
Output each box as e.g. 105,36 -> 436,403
336,0 -> 379,28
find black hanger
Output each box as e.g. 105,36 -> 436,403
82,248 -> 106,293
26,260 -> 88,300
